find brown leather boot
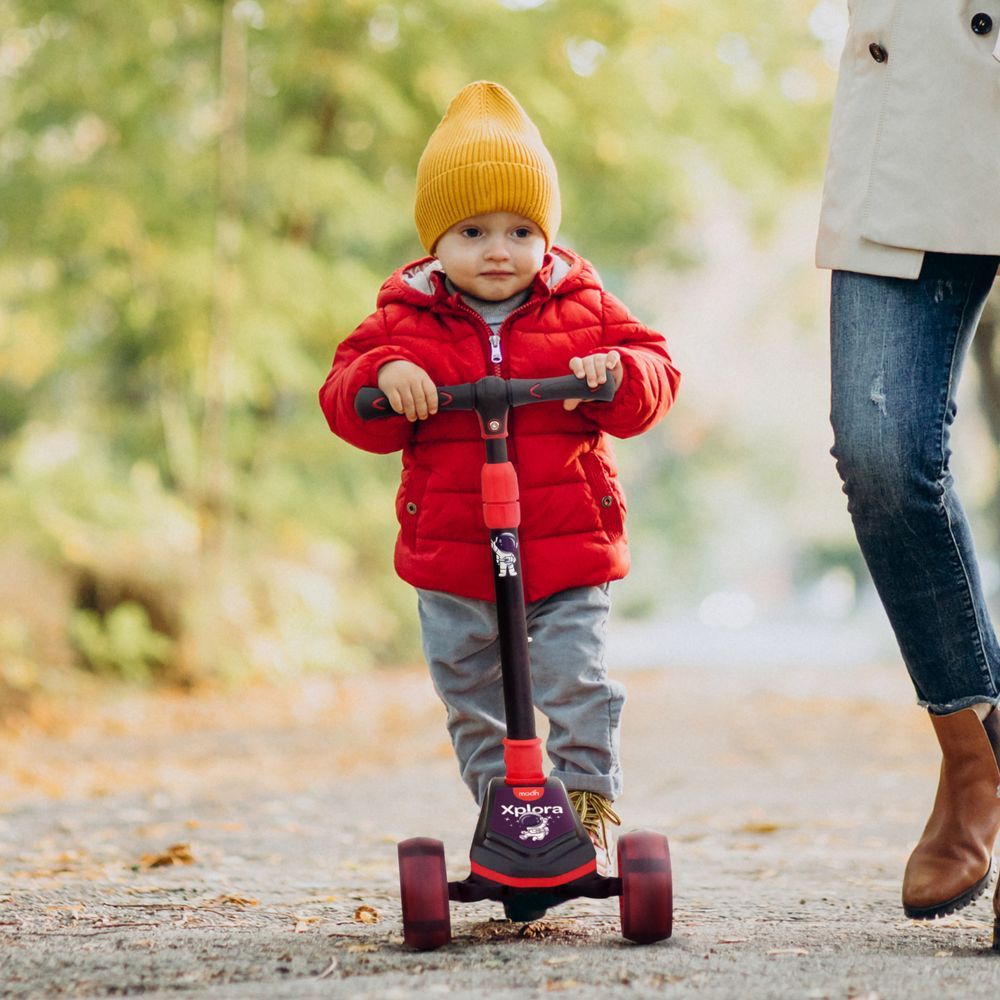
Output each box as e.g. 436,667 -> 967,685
902,707 -> 1000,920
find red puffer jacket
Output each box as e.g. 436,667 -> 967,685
319,247 -> 680,603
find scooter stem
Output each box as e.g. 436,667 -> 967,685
475,380 -> 540,773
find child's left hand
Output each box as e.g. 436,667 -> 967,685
563,351 -> 623,410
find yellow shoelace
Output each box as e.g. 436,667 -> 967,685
568,790 -> 621,850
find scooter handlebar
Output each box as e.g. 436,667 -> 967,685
355,374 -> 616,421
507,374 -> 617,407
354,383 -> 475,421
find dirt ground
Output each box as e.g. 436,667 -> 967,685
2,657 -> 1000,999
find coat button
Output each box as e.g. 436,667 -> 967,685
601,495 -> 614,508
406,502 -> 417,514
971,12 -> 993,34
868,42 -> 888,63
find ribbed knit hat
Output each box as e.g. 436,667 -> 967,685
414,81 -> 561,254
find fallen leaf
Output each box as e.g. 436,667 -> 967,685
738,821 -> 783,834
353,904 -> 380,924
522,920 -> 559,939
205,894 -> 258,907
766,947 -> 809,957
140,843 -> 194,869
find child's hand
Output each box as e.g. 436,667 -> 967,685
377,360 -> 438,422
563,351 -> 623,410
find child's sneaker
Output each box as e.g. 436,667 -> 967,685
568,790 -> 621,877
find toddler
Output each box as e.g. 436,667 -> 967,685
320,81 -> 680,873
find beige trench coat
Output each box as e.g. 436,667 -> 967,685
816,1 -> 1000,278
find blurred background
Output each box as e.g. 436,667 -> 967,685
3,0 -> 1000,717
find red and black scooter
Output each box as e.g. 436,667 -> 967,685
356,373 -> 672,949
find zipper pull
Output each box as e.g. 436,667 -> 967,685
489,334 -> 503,364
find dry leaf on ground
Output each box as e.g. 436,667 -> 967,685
353,904 -> 379,924
739,821 -> 783,834
546,980 -> 582,992
139,843 -> 194,869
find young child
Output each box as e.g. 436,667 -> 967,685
319,81 -> 680,873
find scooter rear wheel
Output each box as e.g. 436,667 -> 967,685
618,830 -> 672,944
398,838 -> 451,950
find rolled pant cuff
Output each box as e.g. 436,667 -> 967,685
551,769 -> 621,801
920,694 -> 1000,716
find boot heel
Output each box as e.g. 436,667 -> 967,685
994,918 -> 1000,954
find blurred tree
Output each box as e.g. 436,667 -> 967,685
0,0 -> 838,682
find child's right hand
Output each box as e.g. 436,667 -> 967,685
377,360 -> 438,422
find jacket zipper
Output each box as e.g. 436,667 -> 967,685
453,300 -> 503,375
453,293 -> 543,377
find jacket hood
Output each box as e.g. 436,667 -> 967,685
375,246 -> 597,310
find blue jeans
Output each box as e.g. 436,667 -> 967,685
417,584 -> 625,804
830,253 -> 1000,714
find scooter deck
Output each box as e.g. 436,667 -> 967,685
447,776 -> 622,907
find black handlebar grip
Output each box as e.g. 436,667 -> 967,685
507,374 -> 618,406
354,383 -> 476,421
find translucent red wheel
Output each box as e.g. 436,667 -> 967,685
398,837 -> 451,951
618,830 -> 672,944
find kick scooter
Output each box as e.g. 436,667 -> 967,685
356,373 -> 673,949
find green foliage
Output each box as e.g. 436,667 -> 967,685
0,0 -> 838,685
71,601 -> 173,683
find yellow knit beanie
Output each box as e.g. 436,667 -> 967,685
414,81 -> 561,254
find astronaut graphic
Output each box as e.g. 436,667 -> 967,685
491,532 -> 518,577
518,815 -> 550,842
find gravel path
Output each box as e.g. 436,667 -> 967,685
2,660 -> 1000,998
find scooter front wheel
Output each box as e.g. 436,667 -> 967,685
398,838 -> 451,950
618,830 -> 672,944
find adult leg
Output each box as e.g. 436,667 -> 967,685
831,253 -> 1000,710
830,252 -> 1000,918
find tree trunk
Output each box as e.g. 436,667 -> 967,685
180,2 -> 248,681
201,0 -> 248,556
